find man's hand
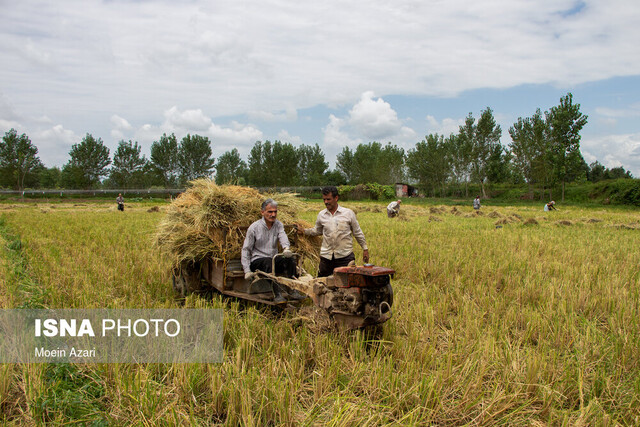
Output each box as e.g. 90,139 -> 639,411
362,249 -> 370,264
283,248 -> 293,258
244,272 -> 255,280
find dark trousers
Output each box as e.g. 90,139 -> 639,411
117,203 -> 124,211
318,252 -> 355,277
250,256 -> 297,278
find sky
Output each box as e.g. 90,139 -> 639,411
2,0 -> 640,176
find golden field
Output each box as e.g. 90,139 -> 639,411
0,198 -> 639,425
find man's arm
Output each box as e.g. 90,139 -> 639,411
277,221 -> 290,250
241,227 -> 255,273
298,213 -> 323,236
349,211 -> 369,262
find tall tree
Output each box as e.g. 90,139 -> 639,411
471,108 -> 502,197
110,140 -> 147,188
297,144 -> 328,186
61,134 -> 111,189
150,133 -> 180,187
451,117 -> 475,197
215,148 -> 248,184
247,140 -> 298,186
336,147 -> 355,184
509,109 -> 552,197
177,134 -> 215,184
338,142 -> 405,185
0,129 -> 43,190
546,93 -> 588,201
38,166 -> 62,189
406,134 -> 450,196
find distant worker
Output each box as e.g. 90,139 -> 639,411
242,199 -> 297,303
544,201 -> 557,211
297,186 -> 369,277
473,196 -> 481,210
116,193 -> 124,211
387,199 -> 402,218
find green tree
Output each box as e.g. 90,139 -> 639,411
178,134 -> 215,184
336,147 -> 355,184
471,108 -> 502,197
38,166 -> 62,189
150,133 -> 180,187
215,148 -> 248,185
61,134 -> 111,189
546,93 -> 588,201
587,161 -> 606,182
450,118 -> 475,197
247,140 -> 298,186
109,140 -> 147,189
0,129 -> 43,190
406,134 -> 450,196
338,142 -> 405,185
604,166 -> 633,180
297,144 -> 328,186
324,169 -> 347,186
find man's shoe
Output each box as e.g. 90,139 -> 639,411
272,284 -> 287,304
273,294 -> 287,304
289,290 -> 308,300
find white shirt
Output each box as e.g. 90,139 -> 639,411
304,205 -> 367,259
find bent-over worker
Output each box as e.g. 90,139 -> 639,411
387,199 -> 402,218
544,201 -> 557,211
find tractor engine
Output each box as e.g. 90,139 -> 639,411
310,265 -> 394,329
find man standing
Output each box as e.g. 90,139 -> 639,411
242,199 -> 296,302
297,186 -> 369,277
473,196 -> 481,211
387,199 -> 402,218
116,193 -> 124,211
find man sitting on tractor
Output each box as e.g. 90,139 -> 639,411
241,198 -> 297,303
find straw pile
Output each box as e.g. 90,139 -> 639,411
154,180 -> 321,271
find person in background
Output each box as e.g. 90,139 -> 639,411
297,186 -> 369,277
387,199 -> 402,218
473,196 -> 481,211
544,201 -> 557,211
116,193 -> 124,211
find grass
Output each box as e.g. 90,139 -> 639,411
0,199 -> 639,424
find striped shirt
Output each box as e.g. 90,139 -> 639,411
304,205 -> 367,259
241,218 -> 290,273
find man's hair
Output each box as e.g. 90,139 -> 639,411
321,186 -> 339,198
261,198 -> 277,210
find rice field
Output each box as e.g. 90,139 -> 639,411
0,198 -> 639,425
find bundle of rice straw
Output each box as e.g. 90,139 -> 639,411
154,179 -> 321,271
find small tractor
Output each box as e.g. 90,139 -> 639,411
172,226 -> 394,330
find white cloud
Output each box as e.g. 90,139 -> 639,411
425,116 -> 465,137
248,108 -> 298,122
322,114 -> 360,149
348,92 -> 404,141
110,115 -> 133,132
277,130 -> 302,145
164,107 -> 212,132
33,125 -> 78,166
582,133 -> 640,176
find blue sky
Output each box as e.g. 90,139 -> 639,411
1,0 -> 640,176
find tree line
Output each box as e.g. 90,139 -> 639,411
0,93 -> 634,199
